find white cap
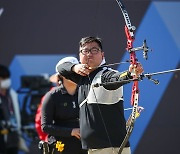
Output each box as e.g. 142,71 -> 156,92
50,57 -> 79,83
55,56 -> 79,73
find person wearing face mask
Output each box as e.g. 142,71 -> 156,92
0,64 -> 28,154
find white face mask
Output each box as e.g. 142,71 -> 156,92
0,78 -> 11,89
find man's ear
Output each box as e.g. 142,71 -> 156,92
101,52 -> 105,59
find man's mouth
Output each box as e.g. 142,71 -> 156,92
87,57 -> 93,60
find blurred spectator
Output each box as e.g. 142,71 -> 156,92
0,64 -> 28,154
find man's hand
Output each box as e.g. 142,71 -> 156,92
72,64 -> 91,76
129,62 -> 144,78
71,128 -> 80,139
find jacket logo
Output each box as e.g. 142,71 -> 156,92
72,101 -> 76,108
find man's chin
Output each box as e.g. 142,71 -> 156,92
87,61 -> 95,67
87,59 -> 101,68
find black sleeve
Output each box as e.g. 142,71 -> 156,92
101,69 -> 133,90
41,92 -> 72,137
56,62 -> 82,84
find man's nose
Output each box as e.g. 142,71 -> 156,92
87,51 -> 93,55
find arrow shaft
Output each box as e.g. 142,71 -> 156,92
144,68 -> 180,77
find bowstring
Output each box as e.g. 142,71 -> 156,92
86,58 -> 116,154
87,74 -> 116,154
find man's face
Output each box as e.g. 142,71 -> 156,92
79,42 -> 104,68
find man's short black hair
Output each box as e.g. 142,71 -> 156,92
0,64 -> 10,78
79,36 -> 103,50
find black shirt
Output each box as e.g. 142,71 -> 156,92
41,86 -> 87,154
41,86 -> 79,138
57,62 -> 131,149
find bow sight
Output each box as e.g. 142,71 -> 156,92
129,40 -> 151,60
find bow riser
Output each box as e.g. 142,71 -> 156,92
125,24 -> 139,107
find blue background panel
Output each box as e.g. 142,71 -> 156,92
118,2 -> 180,152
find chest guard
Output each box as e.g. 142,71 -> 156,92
80,68 -> 123,107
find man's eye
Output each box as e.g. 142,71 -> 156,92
83,50 -> 89,53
